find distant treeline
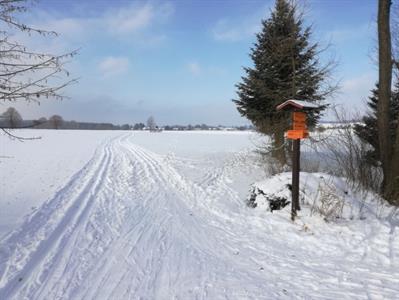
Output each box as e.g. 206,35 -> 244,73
0,107 -> 253,131
0,119 -> 132,130
161,124 -> 253,131
0,118 -> 253,131
15,120 -> 253,131
30,119 -> 132,130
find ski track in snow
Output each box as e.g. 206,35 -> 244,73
0,133 -> 398,299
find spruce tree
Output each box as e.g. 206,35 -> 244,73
233,0 -> 330,164
354,80 -> 399,167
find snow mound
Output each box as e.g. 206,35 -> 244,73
249,172 -> 390,221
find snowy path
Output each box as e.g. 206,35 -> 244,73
0,133 -> 398,299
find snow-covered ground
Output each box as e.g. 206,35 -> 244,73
0,130 -> 398,299
0,130 -> 122,237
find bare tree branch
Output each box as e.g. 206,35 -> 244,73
0,0 -> 77,105
1,128 -> 41,141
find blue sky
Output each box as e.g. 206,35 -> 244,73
13,0 -> 379,125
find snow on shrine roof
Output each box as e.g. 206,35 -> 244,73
276,99 -> 320,111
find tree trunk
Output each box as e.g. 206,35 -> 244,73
272,127 -> 287,167
377,0 -> 393,196
388,118 -> 399,204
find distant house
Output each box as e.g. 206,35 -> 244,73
220,127 -> 235,131
150,126 -> 163,132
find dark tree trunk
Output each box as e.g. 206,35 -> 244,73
377,0 -> 394,198
389,118 -> 399,204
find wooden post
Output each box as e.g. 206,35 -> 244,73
291,138 -> 300,221
276,100 -> 320,221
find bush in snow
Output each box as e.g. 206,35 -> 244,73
247,172 -> 390,222
309,179 -> 346,221
247,186 -> 290,211
309,108 -> 383,195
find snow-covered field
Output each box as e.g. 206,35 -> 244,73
0,130 -> 398,299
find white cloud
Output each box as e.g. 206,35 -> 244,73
212,18 -> 261,42
98,56 -> 130,77
326,23 -> 374,44
47,18 -> 89,40
341,73 -> 375,95
328,72 -> 377,117
106,4 -> 153,34
25,1 -> 174,48
187,62 -> 201,75
105,2 -> 174,35
185,62 -> 227,77
211,2 -> 272,42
